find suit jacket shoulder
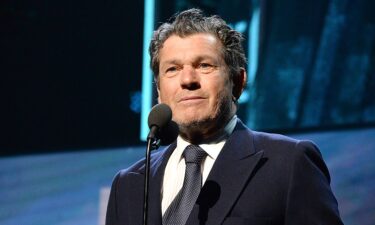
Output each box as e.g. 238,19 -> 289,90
106,143 -> 175,225
251,130 -> 331,182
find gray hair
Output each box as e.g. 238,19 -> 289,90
149,8 -> 247,83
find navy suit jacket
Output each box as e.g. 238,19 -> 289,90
106,119 -> 343,225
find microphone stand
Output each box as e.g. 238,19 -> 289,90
143,129 -> 160,225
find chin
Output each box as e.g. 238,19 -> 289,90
175,113 -> 210,125
176,115 -> 215,131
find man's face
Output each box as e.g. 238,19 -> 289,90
157,33 -> 236,138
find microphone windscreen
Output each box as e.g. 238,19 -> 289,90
148,103 -> 172,129
159,120 -> 179,146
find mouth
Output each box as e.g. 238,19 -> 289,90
179,96 -> 206,103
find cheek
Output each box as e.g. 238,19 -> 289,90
210,79 -> 232,100
158,84 -> 176,104
211,83 -> 233,112
158,91 -> 169,104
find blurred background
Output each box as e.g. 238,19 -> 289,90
1,0 -> 374,224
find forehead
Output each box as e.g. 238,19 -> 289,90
159,33 -> 224,63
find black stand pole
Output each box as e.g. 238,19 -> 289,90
143,137 -> 157,225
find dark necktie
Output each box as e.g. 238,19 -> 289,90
162,145 -> 207,225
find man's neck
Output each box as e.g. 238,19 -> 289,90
179,115 -> 237,144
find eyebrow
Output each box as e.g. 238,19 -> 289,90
161,59 -> 181,66
161,55 -> 220,66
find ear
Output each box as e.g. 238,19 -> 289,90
156,86 -> 161,103
232,68 -> 247,99
155,77 -> 162,103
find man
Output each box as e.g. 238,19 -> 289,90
106,8 -> 343,225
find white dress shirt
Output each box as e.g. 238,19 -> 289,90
161,115 -> 237,215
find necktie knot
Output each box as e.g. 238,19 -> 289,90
183,145 -> 207,164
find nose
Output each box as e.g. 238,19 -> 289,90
180,66 -> 200,89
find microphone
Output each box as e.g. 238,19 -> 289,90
143,103 -> 178,225
147,103 -> 178,145
147,103 -> 172,140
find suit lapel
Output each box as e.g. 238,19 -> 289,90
130,142 -> 176,225
187,120 -> 263,225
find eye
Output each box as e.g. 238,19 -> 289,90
163,66 -> 179,77
166,66 -> 177,72
197,63 -> 215,73
199,63 -> 211,68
